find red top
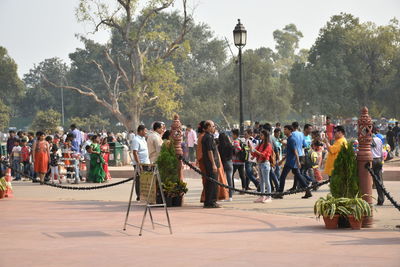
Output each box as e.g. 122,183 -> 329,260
326,123 -> 335,141
252,142 -> 272,163
21,146 -> 30,162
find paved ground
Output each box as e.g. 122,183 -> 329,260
1,173 -> 400,266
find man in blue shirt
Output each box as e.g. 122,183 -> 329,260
275,125 -> 312,199
67,133 -> 80,184
70,124 -> 82,152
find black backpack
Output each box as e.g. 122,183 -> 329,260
237,140 -> 249,162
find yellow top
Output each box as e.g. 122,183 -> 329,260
324,137 -> 347,176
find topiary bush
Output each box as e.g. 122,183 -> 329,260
329,141 -> 360,198
156,142 -> 188,198
156,142 -> 179,183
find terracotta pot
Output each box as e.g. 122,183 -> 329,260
348,215 -> 362,230
323,215 -> 339,229
0,190 -> 5,199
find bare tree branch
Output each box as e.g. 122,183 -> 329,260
160,0 -> 191,59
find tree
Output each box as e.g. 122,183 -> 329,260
0,46 -> 24,117
290,13 -> 400,118
21,58 -> 69,118
0,99 -> 10,131
31,109 -> 61,133
44,0 -> 190,130
68,115 -> 110,131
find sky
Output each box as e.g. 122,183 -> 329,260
1,0 -> 399,77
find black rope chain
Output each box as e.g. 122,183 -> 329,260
365,163 -> 400,211
179,156 -> 329,197
0,160 -> 134,190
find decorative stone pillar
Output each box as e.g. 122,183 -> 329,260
357,106 -> 373,227
171,114 -> 184,180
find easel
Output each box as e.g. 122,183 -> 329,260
123,164 -> 172,236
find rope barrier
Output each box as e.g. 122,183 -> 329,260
365,163 -> 400,211
179,156 -> 330,197
0,160 -> 134,190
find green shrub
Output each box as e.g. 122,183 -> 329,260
329,141 -> 359,198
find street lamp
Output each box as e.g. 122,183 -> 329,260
233,19 -> 247,135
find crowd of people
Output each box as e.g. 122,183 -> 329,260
1,117 -> 398,209
186,117 -> 395,208
1,124 -> 116,185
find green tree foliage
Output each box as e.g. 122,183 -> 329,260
291,13 -> 400,118
31,109 -> 61,133
330,142 -> 359,198
0,99 -> 10,131
0,46 -> 24,117
68,114 -> 110,131
21,58 -> 69,118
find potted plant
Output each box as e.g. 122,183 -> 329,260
156,142 -> 188,207
0,177 -> 7,199
314,194 -> 350,229
329,142 -> 360,227
343,194 -> 372,230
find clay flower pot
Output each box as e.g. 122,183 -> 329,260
348,215 -> 362,230
323,215 -> 339,229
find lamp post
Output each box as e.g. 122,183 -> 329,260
233,19 -> 247,135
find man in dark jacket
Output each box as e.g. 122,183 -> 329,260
202,120 -> 221,208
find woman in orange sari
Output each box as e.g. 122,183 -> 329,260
196,121 -> 229,203
100,138 -> 111,181
32,132 -> 50,185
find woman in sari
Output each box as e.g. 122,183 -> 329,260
196,121 -> 229,203
100,137 -> 111,181
32,131 -> 50,185
88,135 -> 106,183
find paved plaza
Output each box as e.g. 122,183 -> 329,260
1,163 -> 400,267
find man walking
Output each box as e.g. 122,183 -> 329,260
276,125 -> 312,199
393,122 -> 400,156
131,125 -> 150,201
185,125 -> 197,163
372,127 -> 385,205
386,126 -> 396,153
231,129 -> 247,191
201,120 -> 220,208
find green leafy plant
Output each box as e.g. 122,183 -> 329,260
343,194 -> 372,221
314,193 -> 350,219
162,180 -> 188,198
156,142 -> 188,197
0,177 -> 8,191
330,141 -> 360,198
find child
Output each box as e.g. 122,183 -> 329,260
10,139 -> 22,181
49,145 -> 61,184
20,139 -> 31,180
311,131 -> 324,182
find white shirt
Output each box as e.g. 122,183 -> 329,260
371,136 -> 383,159
147,131 -> 163,163
186,129 -> 197,147
131,135 -> 150,165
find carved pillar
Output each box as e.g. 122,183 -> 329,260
171,114 -> 184,180
357,107 -> 373,227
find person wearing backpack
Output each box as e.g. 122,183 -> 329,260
252,130 -> 273,203
231,129 -> 247,192
244,129 -> 260,191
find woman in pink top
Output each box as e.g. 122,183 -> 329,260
251,130 -> 273,203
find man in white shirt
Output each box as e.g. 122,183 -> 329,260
371,127 -> 385,205
131,125 -> 150,201
147,122 -> 164,164
185,125 -> 197,163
